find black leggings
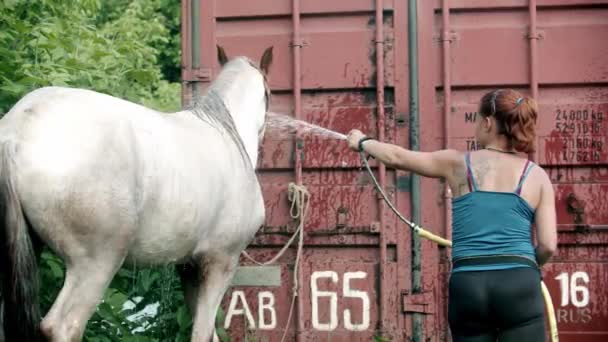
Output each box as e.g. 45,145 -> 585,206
448,267 -> 546,342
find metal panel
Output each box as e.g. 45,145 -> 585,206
543,259 -> 608,341
216,0 -> 396,18
184,0 -> 409,339
182,0 -> 608,340
423,1 -> 608,341
221,250 -> 404,340
216,17 -> 395,91
232,266 -> 282,287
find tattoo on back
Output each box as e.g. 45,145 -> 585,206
473,157 -> 493,189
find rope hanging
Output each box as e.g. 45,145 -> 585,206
241,182 -> 309,342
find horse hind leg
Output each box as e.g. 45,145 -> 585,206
189,253 -> 239,342
179,261 -> 223,342
40,250 -> 127,342
39,215 -> 133,342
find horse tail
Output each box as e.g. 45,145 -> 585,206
0,141 -> 42,341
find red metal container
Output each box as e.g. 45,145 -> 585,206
181,0 -> 608,340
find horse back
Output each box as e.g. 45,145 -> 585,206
3,86 -> 264,265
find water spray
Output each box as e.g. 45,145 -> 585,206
265,113 -> 347,140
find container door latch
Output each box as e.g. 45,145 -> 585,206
402,291 -> 435,314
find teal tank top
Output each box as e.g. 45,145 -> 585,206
451,152 -> 537,273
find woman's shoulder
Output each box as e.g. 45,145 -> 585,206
438,149 -> 466,161
432,149 -> 466,170
527,161 -> 551,187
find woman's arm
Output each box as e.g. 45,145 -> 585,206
534,171 -> 558,266
347,130 -> 461,179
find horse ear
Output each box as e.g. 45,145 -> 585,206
217,45 -> 229,66
259,46 -> 274,75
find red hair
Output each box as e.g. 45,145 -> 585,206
479,89 -> 538,153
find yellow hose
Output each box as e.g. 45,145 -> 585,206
541,280 -> 559,342
414,226 -> 452,248
415,225 -> 558,342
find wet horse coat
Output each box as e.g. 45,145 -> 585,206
0,46 -> 272,341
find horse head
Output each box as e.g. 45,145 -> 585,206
216,45 -> 273,145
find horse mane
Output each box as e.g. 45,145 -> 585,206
187,58 -> 264,169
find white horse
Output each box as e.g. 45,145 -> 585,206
0,45 -> 272,341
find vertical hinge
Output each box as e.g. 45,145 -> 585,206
336,207 -> 349,228
402,291 -> 435,314
183,68 -> 212,82
289,39 -> 309,48
296,138 -> 304,150
370,221 -> 381,233
434,30 -> 458,43
395,114 -> 407,126
526,31 -> 545,40
375,187 -> 394,200
292,138 -> 305,162
194,68 -> 212,81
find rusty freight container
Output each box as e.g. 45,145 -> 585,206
180,0 -> 608,341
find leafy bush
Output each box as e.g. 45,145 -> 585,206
0,0 -> 181,115
40,250 -> 193,341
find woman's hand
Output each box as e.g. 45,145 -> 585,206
347,129 -> 366,151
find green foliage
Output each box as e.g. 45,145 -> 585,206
215,307 -> 231,342
40,249 -> 192,341
0,0 -> 181,115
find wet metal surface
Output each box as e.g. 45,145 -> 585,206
182,0 -> 608,340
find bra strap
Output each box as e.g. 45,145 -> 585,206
515,160 -> 534,195
465,152 -> 478,192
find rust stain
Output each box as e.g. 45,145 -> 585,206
195,2 -> 608,340
566,192 -> 587,231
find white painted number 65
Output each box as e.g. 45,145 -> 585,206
310,271 -> 371,331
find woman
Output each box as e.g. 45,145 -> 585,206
347,89 -> 557,341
